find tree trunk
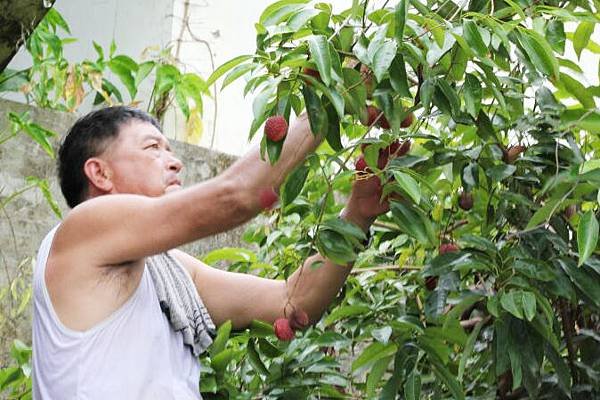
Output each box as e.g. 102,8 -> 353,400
0,0 -> 56,72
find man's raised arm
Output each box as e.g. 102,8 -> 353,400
55,113 -> 321,267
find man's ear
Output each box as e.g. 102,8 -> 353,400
83,157 -> 114,194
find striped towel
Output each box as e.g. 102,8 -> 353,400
146,252 -> 216,357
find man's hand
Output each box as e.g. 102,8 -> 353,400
341,172 -> 390,232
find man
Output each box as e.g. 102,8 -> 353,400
32,106 -> 389,399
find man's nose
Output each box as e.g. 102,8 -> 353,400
167,154 -> 183,172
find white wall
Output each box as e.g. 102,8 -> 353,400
7,0 -> 176,108
169,0 -> 275,155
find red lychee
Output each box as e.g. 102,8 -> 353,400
273,318 -> 295,341
425,276 -> 438,291
377,148 -> 389,169
459,191 -> 474,211
363,105 -> 390,129
259,187 -> 279,210
439,243 -> 460,254
400,112 -> 414,128
302,67 -> 321,83
265,115 -> 288,142
355,156 -> 368,172
502,145 -> 526,164
398,140 -> 411,156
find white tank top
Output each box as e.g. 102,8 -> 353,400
32,226 -> 203,399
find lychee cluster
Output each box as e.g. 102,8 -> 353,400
273,309 -> 310,341
355,139 -> 412,173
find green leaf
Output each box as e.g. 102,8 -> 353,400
392,171 -> 421,204
487,164 -> 516,181
420,79 -> 435,113
501,291 -> 523,319
27,177 -> 61,218
316,229 -> 356,265
559,72 -> 595,109
202,247 -> 257,265
390,201 -> 436,246
209,320 -> 231,357
155,64 -> 180,96
320,218 -> 366,244
135,61 -> 155,88
352,342 -> 398,373
578,210 -> 599,266
324,305 -> 370,326
521,291 -> 537,321
324,102 -> 342,151
221,63 -> 255,90
206,55 -> 252,86
282,164 -> 310,207
247,339 -> 269,376
574,21 -> 595,59
394,0 -> 408,42
259,0 -> 308,26
436,79 -> 461,117
404,371 -> 421,400
430,354 -> 465,400
389,55 -> 411,98
526,197 -> 561,229
210,348 -> 236,372
108,55 -> 138,99
367,356 -> 393,397
458,318 -> 485,382
463,20 -> 488,58
545,344 -> 572,395
265,134 -> 284,165
518,29 -> 559,79
475,110 -> 498,142
372,40 -> 398,82
252,87 -> 274,121
557,258 -> 600,309
464,73 -> 482,118
546,20 -> 566,54
18,119 -> 56,158
302,85 -> 328,136
308,35 -> 332,86
249,320 -> 274,337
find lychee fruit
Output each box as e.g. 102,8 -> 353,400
302,67 -> 321,83
289,309 -> 310,331
360,64 -> 374,98
355,156 -> 368,172
425,276 -> 438,291
377,148 -> 390,169
388,140 -> 411,157
400,112 -> 414,128
273,318 -> 295,341
364,105 -> 390,129
564,204 -> 576,220
259,187 -> 279,210
265,115 -> 288,142
398,140 -> 411,156
439,242 -> 459,254
502,145 -> 526,164
459,192 -> 473,211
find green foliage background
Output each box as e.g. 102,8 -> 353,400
1,1 -> 600,399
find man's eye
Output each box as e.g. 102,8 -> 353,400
146,143 -> 160,149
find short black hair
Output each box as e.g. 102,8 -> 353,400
58,106 -> 161,208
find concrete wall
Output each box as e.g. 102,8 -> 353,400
0,98 -> 251,275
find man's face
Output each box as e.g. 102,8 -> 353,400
101,120 -> 183,197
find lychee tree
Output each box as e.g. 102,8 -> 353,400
202,0 -> 600,399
